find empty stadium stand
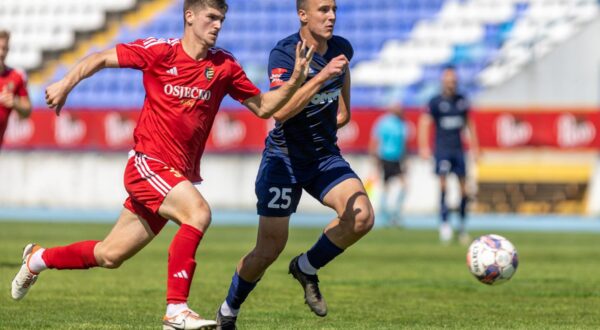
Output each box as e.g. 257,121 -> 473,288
0,0 -> 598,109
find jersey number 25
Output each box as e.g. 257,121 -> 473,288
268,187 -> 292,209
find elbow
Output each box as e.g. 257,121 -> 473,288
337,114 -> 350,128
272,112 -> 285,122
257,110 -> 272,119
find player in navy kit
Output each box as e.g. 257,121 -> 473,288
418,65 -> 479,244
215,0 -> 374,328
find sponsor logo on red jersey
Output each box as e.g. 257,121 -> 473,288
163,84 -> 212,101
269,68 -> 288,88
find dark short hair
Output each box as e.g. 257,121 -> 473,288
0,30 -> 10,42
296,0 -> 306,11
442,64 -> 456,71
184,0 -> 228,14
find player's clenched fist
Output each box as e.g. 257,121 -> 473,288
45,79 -> 71,115
0,90 -> 15,108
318,54 -> 348,81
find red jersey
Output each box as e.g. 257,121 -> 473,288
0,67 -> 29,146
116,38 -> 260,182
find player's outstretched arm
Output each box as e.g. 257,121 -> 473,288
46,48 -> 119,115
270,54 -> 349,123
336,68 -> 351,128
244,42 -> 314,118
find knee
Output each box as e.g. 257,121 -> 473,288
341,204 -> 375,236
185,204 -> 212,231
356,207 -> 375,235
96,249 -> 125,269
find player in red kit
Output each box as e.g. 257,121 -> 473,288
0,30 -> 32,148
10,1 -> 313,329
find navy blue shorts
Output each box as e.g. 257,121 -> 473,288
435,152 -> 466,177
255,154 -> 359,217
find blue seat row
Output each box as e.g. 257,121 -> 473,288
38,0 -> 523,109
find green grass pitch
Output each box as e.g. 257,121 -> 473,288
1,221 -> 599,329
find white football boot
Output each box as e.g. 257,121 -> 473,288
11,243 -> 42,300
163,309 -> 217,330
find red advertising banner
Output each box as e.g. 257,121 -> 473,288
3,108 -> 600,152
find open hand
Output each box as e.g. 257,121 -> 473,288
290,41 -> 315,86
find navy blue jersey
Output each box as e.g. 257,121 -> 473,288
264,33 -> 353,173
427,94 -> 470,154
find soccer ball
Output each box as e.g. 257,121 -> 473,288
466,234 -> 519,285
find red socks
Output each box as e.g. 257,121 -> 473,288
42,240 -> 100,269
38,225 -> 204,304
167,224 -> 204,304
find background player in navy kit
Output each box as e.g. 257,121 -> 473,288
216,0 -> 374,328
418,65 -> 479,244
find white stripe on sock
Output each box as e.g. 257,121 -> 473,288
220,301 -> 239,317
298,253 -> 317,275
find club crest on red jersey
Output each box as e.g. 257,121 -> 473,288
205,67 -> 214,81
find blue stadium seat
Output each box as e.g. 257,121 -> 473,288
48,0 -> 536,109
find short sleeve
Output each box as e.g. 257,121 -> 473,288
226,58 -> 261,103
340,37 -> 354,62
14,70 -> 29,97
268,47 -> 295,90
116,38 -> 167,71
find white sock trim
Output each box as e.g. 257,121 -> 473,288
220,301 -> 239,317
298,253 -> 317,275
28,248 -> 47,274
166,303 -> 189,317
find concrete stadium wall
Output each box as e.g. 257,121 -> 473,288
0,151 -> 463,215
476,18 -> 600,107
3,151 -> 598,216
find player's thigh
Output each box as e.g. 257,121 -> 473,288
451,152 -> 467,178
124,152 -> 190,233
158,180 -> 211,230
256,176 -> 302,218
96,208 -> 155,263
435,154 -> 453,176
321,177 -> 373,219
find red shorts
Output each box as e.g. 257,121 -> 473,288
123,152 -> 187,235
